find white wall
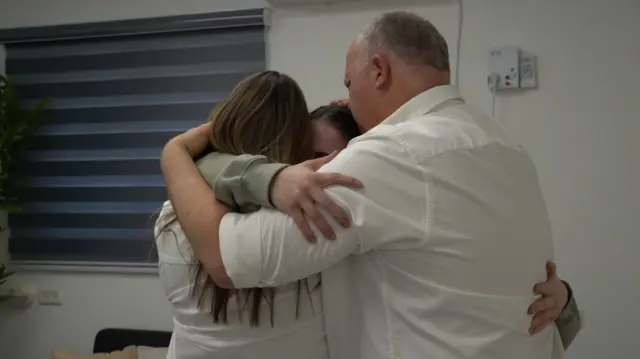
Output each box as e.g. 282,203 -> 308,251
0,272 -> 172,358
267,2 -> 458,107
0,0 -> 638,358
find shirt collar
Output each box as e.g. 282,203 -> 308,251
380,84 -> 464,126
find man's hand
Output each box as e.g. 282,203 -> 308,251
271,151 -> 362,243
528,261 -> 569,334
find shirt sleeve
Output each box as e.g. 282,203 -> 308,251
196,152 -> 287,210
555,296 -> 582,350
219,131 -> 427,288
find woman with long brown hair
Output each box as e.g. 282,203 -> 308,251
154,70 -> 324,359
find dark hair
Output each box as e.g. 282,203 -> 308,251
157,71 -> 313,327
310,104 -> 361,141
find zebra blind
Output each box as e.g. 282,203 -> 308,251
1,10 -> 267,263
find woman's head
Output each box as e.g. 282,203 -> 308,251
209,71 -> 313,164
310,104 -> 361,157
161,71 -> 314,328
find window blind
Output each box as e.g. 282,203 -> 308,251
1,10 -> 267,263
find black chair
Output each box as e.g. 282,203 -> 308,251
93,328 -> 172,353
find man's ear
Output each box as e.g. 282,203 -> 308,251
371,54 -> 391,90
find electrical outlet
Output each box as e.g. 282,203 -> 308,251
38,289 -> 62,306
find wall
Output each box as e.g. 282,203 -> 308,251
0,0 -> 638,358
267,2 -> 458,107
460,4 -> 639,359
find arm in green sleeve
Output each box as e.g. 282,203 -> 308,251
196,152 -> 288,211
554,281 -> 582,350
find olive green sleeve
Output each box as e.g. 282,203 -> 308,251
554,285 -> 582,350
196,152 -> 288,211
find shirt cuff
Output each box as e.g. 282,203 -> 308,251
243,161 -> 288,208
210,154 -> 287,210
561,280 -> 573,310
557,296 -> 579,322
555,296 -> 581,349
219,212 -> 264,288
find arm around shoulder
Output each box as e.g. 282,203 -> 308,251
219,132 -> 425,287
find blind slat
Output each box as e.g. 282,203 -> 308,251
42,103 -> 214,124
0,9 -> 267,43
17,73 -> 253,99
30,134 -> 178,151
7,42 -> 265,74
12,61 -> 263,85
6,28 -> 265,58
11,213 -> 154,229
25,92 -> 227,110
23,160 -> 161,176
10,239 -> 157,263
25,148 -> 161,161
25,187 -> 167,202
21,201 -> 160,214
37,121 -> 201,135
12,228 -> 153,241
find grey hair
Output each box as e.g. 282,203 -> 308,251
362,12 -> 450,71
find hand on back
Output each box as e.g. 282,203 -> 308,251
270,151 -> 362,243
528,261 -> 569,334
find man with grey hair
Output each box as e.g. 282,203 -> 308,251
161,11 -> 565,359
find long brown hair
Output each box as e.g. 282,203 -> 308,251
157,71 -> 314,326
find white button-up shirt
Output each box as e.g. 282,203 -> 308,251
219,85 -> 563,359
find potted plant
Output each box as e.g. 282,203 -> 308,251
0,75 -> 49,267
0,263 -> 14,302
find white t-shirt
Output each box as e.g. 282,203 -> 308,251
155,201 -> 328,359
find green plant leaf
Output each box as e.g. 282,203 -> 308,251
0,203 -> 23,212
0,264 -> 14,278
0,75 -> 48,209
